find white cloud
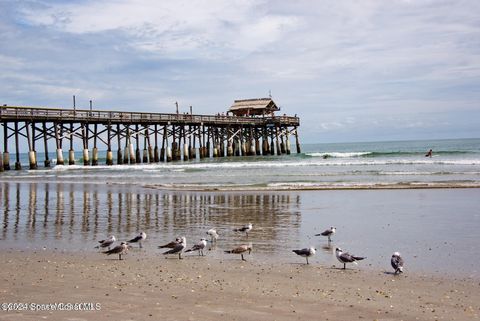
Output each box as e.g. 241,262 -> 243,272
19,0 -> 300,59
2,0 -> 479,141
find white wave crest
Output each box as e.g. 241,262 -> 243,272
306,152 -> 372,158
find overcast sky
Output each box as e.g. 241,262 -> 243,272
1,0 -> 479,143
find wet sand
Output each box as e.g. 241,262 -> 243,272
1,249 -> 478,321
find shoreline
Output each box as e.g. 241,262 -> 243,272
2,178 -> 480,191
1,248 -> 479,321
142,182 -> 480,192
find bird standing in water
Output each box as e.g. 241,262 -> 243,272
103,242 -> 129,260
233,223 -> 253,237
163,237 -> 187,259
391,252 -> 404,274
96,235 -> 116,250
225,244 -> 252,261
185,238 -> 208,256
335,248 -> 365,269
128,231 -> 147,248
292,246 -> 316,264
315,227 -> 336,242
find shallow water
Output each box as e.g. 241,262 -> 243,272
1,182 -> 479,279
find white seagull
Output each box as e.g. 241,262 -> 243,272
315,227 -> 336,242
225,244 -> 252,261
206,228 -> 219,242
163,237 -> 187,259
103,242 -> 128,260
185,238 -> 208,256
335,247 -> 366,269
292,246 -> 316,264
391,252 -> 404,274
96,235 -> 116,250
128,231 -> 147,248
233,223 -> 253,237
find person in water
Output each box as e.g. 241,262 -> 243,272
425,149 -> 433,157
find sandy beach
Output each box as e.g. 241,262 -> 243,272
1,248 -> 478,321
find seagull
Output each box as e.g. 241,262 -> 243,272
292,246 -> 316,264
103,242 -> 128,260
225,244 -> 252,261
185,238 -> 207,256
163,237 -> 186,259
335,247 -> 366,269
233,223 -> 253,237
158,237 -> 181,249
128,231 -> 147,248
315,227 -> 336,242
206,228 -> 219,242
96,235 -> 116,250
391,252 -> 404,274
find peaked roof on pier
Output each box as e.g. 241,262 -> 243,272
228,98 -> 280,116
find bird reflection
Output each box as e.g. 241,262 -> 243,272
322,242 -> 334,254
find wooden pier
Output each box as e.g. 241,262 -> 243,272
0,100 -> 300,171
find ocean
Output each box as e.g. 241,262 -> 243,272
1,138 -> 479,190
0,138 -> 479,278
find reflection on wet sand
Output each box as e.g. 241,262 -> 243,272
0,182 -> 302,255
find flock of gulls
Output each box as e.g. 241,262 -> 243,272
97,224 -> 404,274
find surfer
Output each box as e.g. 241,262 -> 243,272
425,149 -> 432,157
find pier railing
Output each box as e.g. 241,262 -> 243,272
0,106 -> 300,126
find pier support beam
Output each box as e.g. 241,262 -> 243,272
42,122 -> 50,167
199,125 -> 206,159
14,122 -> 21,170
262,128 -> 269,156
270,129 -> 275,156
182,126 -> 189,161
54,123 -> 64,165
171,126 -> 177,161
82,124 -> 90,166
154,125 -> 159,162
3,123 -> 11,170
147,129 -> 154,163
227,128 -> 233,157
220,130 -> 225,157
161,125 -> 166,162
191,126 -> 197,160
92,124 -> 98,166
106,124 -> 113,165
116,124 -> 123,165
286,129 -> 291,155
294,126 -> 301,154
206,132 -> 211,158
249,128 -> 256,156
26,122 -> 37,169
69,123 -> 75,165
135,125 -> 141,164
128,128 -> 135,164
280,131 -> 286,154
143,130 -> 148,163
166,146 -> 172,162
275,126 -> 281,156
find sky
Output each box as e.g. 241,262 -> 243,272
0,0 -> 479,143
